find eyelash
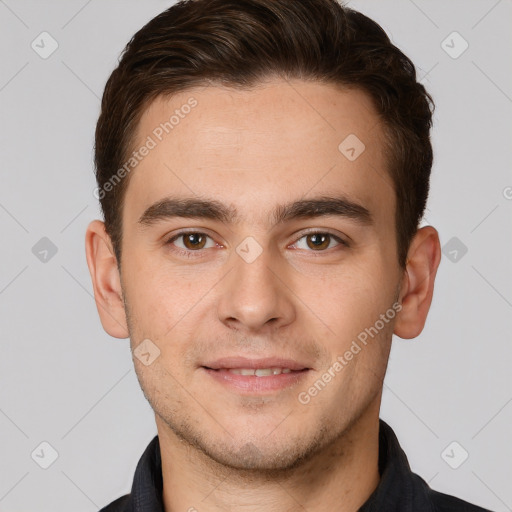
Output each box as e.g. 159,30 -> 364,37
164,230 -> 349,259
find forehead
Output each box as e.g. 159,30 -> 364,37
125,79 -> 394,229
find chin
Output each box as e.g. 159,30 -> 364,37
176,419 -> 333,474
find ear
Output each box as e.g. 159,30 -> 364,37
85,220 -> 129,339
394,225 -> 442,339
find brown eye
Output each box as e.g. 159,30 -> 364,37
306,233 -> 331,250
292,232 -> 347,252
165,231 -> 217,258
182,233 -> 207,250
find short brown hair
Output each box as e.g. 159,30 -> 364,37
94,0 -> 434,269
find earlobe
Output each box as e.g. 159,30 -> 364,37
393,226 -> 442,339
85,220 -> 129,339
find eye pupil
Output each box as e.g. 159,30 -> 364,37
184,233 -> 206,249
307,234 -> 330,250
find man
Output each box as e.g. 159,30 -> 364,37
85,0 -> 492,510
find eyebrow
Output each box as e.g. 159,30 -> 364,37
137,195 -> 373,228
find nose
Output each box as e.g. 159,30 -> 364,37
216,241 -> 296,333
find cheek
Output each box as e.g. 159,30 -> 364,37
122,254 -> 219,340
307,260 -> 395,343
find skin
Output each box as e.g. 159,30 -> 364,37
85,79 -> 441,512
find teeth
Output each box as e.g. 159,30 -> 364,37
256,368 -> 273,376
227,367 -> 294,376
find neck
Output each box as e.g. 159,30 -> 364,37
157,401 -> 381,512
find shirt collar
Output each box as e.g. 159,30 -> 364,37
129,434 -> 164,511
358,419 -> 436,512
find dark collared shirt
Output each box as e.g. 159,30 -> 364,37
99,419 -> 493,512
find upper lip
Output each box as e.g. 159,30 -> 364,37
202,356 -> 310,371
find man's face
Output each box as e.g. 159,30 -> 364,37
118,79 -> 403,470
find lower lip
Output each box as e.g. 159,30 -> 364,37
201,367 -> 310,393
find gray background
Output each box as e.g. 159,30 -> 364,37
0,0 -> 511,510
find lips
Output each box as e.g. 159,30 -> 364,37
202,361 -> 310,393
226,368 -> 293,376
201,356 -> 310,372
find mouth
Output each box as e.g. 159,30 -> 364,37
201,355 -> 311,372
200,358 -> 311,393
202,366 -> 308,376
